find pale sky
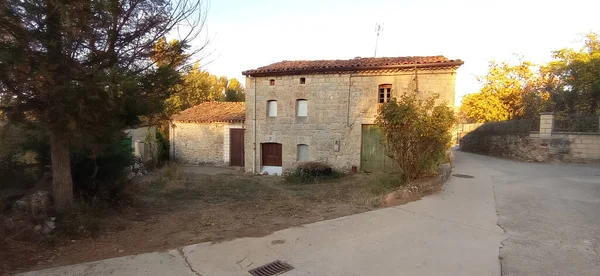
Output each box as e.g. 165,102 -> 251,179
193,0 -> 599,106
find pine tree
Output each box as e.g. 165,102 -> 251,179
0,0 -> 208,210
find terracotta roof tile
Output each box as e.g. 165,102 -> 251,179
171,102 -> 245,123
242,56 -> 463,76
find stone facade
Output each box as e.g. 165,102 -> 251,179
244,69 -> 458,173
169,122 -> 244,166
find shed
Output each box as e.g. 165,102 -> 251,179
169,102 -> 245,166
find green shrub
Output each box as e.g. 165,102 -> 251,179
71,133 -> 134,202
0,122 -> 46,189
376,93 -> 455,181
284,162 -> 342,184
156,130 -> 170,161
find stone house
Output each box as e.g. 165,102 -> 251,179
169,102 -> 245,166
124,125 -> 158,163
242,56 -> 463,174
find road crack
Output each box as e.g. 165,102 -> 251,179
593,238 -> 599,265
492,184 -> 510,276
177,248 -> 203,276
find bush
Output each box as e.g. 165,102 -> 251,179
0,122 -> 47,190
156,130 -> 170,161
71,133 -> 134,202
376,93 -> 455,181
284,162 -> 341,184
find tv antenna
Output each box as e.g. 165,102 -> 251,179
374,23 -> 384,57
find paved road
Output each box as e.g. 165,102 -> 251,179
19,151 -> 600,276
475,153 -> 600,276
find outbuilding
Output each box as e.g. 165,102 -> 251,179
169,102 -> 245,167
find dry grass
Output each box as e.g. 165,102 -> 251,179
4,165 -> 412,274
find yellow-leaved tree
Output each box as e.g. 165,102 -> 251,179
459,60 -> 551,123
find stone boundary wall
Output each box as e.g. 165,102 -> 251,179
459,113 -> 600,162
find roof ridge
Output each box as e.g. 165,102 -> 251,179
242,55 -> 463,76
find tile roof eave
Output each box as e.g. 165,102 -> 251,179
172,119 -> 245,124
242,60 -> 464,77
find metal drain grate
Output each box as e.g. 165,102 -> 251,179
452,174 -> 475,178
248,260 -> 294,276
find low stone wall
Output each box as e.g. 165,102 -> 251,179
460,132 -> 600,163
459,134 -> 548,162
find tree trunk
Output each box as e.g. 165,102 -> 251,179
50,131 -> 73,210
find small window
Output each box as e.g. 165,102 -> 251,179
378,84 -> 392,103
299,77 -> 306,84
267,100 -> 277,117
270,79 -> 275,86
296,99 -> 308,117
297,144 -> 308,161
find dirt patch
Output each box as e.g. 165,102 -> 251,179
383,163 -> 452,207
2,167 -> 391,274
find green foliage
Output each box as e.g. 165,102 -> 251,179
70,133 -> 134,201
163,64 -> 243,116
0,122 -> 47,189
284,162 -> 342,184
376,93 -> 455,182
546,32 -> 600,116
0,0 -> 207,208
459,60 -> 550,123
223,78 -> 245,102
156,130 -> 170,161
460,32 -> 600,123
153,37 -> 189,68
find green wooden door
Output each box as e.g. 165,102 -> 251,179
360,125 -> 395,172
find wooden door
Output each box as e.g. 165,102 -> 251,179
261,143 -> 282,166
229,129 -> 245,167
360,125 -> 395,172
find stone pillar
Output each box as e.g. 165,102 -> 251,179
539,112 -> 554,138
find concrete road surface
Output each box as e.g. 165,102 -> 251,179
19,150 -> 600,276
475,153 -> 600,276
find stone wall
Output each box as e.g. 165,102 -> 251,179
459,113 -> 600,162
459,134 -> 549,162
124,125 -> 157,163
534,132 -> 600,160
244,69 -> 458,173
170,122 -> 226,166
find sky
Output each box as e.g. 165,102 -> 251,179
188,0 -> 599,106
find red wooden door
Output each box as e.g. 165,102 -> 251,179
261,143 -> 282,166
230,129 -> 245,167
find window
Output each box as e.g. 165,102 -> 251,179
378,84 -> 392,103
296,99 -> 308,117
297,144 -> 308,161
299,77 -> 306,84
269,79 -> 275,86
267,100 -> 277,117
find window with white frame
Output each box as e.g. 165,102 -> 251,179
297,144 -> 308,161
267,100 -> 277,117
296,99 -> 308,117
